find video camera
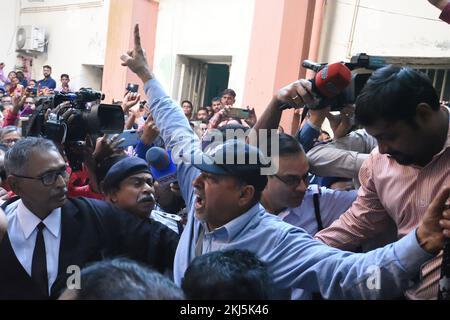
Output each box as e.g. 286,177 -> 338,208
302,53 -> 386,110
27,88 -> 125,171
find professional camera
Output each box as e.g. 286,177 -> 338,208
302,53 -> 386,110
27,88 -> 125,171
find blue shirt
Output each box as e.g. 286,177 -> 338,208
144,78 -> 434,299
280,185 -> 357,236
38,77 -> 56,89
296,120 -> 320,153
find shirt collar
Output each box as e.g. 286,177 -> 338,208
205,202 -> 263,241
17,200 -> 61,239
432,106 -> 450,159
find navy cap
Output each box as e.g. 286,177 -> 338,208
193,139 -> 269,191
102,156 -> 150,189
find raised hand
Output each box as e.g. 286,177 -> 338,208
121,24 -> 154,83
276,79 -> 316,109
122,92 -> 141,113
93,134 -> 126,163
140,116 -> 160,146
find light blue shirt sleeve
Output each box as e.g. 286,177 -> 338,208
144,79 -> 200,202
268,225 -> 433,299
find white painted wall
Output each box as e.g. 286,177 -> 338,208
1,0 -> 110,90
319,0 -> 450,63
1,0 -> 21,74
153,0 -> 255,106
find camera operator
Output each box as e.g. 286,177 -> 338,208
304,105 -> 378,188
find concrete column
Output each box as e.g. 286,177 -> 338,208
242,0 -> 319,134
102,0 -> 159,103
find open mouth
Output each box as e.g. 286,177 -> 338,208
195,194 -> 205,209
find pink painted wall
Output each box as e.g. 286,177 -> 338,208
102,0 -> 159,103
242,0 -> 320,134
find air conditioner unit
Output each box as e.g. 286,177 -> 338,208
16,25 -> 46,52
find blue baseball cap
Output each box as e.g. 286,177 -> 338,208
193,139 -> 269,191
102,156 -> 150,189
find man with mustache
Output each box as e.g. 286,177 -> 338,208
99,155 -> 182,234
0,137 -> 179,299
121,24 -> 450,299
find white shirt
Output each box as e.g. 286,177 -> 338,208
279,185 -> 357,236
6,200 -> 62,294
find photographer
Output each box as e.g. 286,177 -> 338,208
306,107 -> 378,188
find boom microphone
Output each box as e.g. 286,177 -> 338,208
145,147 -> 178,187
280,62 -> 352,110
313,62 -> 352,98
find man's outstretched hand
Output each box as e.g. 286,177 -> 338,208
121,24 -> 154,83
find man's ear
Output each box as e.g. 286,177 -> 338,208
238,185 -> 255,207
104,189 -> 118,204
6,175 -> 19,194
415,103 -> 435,126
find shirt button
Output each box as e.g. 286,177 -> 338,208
419,200 -> 427,207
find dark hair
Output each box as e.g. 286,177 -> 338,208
355,65 -> 440,126
182,249 -> 273,300
221,89 -> 236,98
278,133 -> 305,157
60,74 -> 69,79
97,155 -> 129,193
211,96 -> 221,103
43,65 -> 52,70
74,258 -> 184,300
181,100 -> 193,109
4,137 -> 59,176
197,107 -> 208,113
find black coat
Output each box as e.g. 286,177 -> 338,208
0,197 -> 180,300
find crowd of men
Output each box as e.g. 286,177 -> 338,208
0,0 -> 449,301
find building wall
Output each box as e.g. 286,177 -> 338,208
9,0 -> 110,90
319,0 -> 450,63
153,0 -> 255,106
1,0 -> 21,73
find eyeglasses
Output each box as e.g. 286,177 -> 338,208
12,167 -> 69,186
274,174 -> 309,188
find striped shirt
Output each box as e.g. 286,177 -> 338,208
315,107 -> 450,299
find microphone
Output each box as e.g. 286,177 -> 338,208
145,147 -> 178,187
302,60 -> 324,73
280,62 -> 352,110
313,62 -> 352,98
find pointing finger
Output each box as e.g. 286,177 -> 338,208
134,24 -> 142,51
